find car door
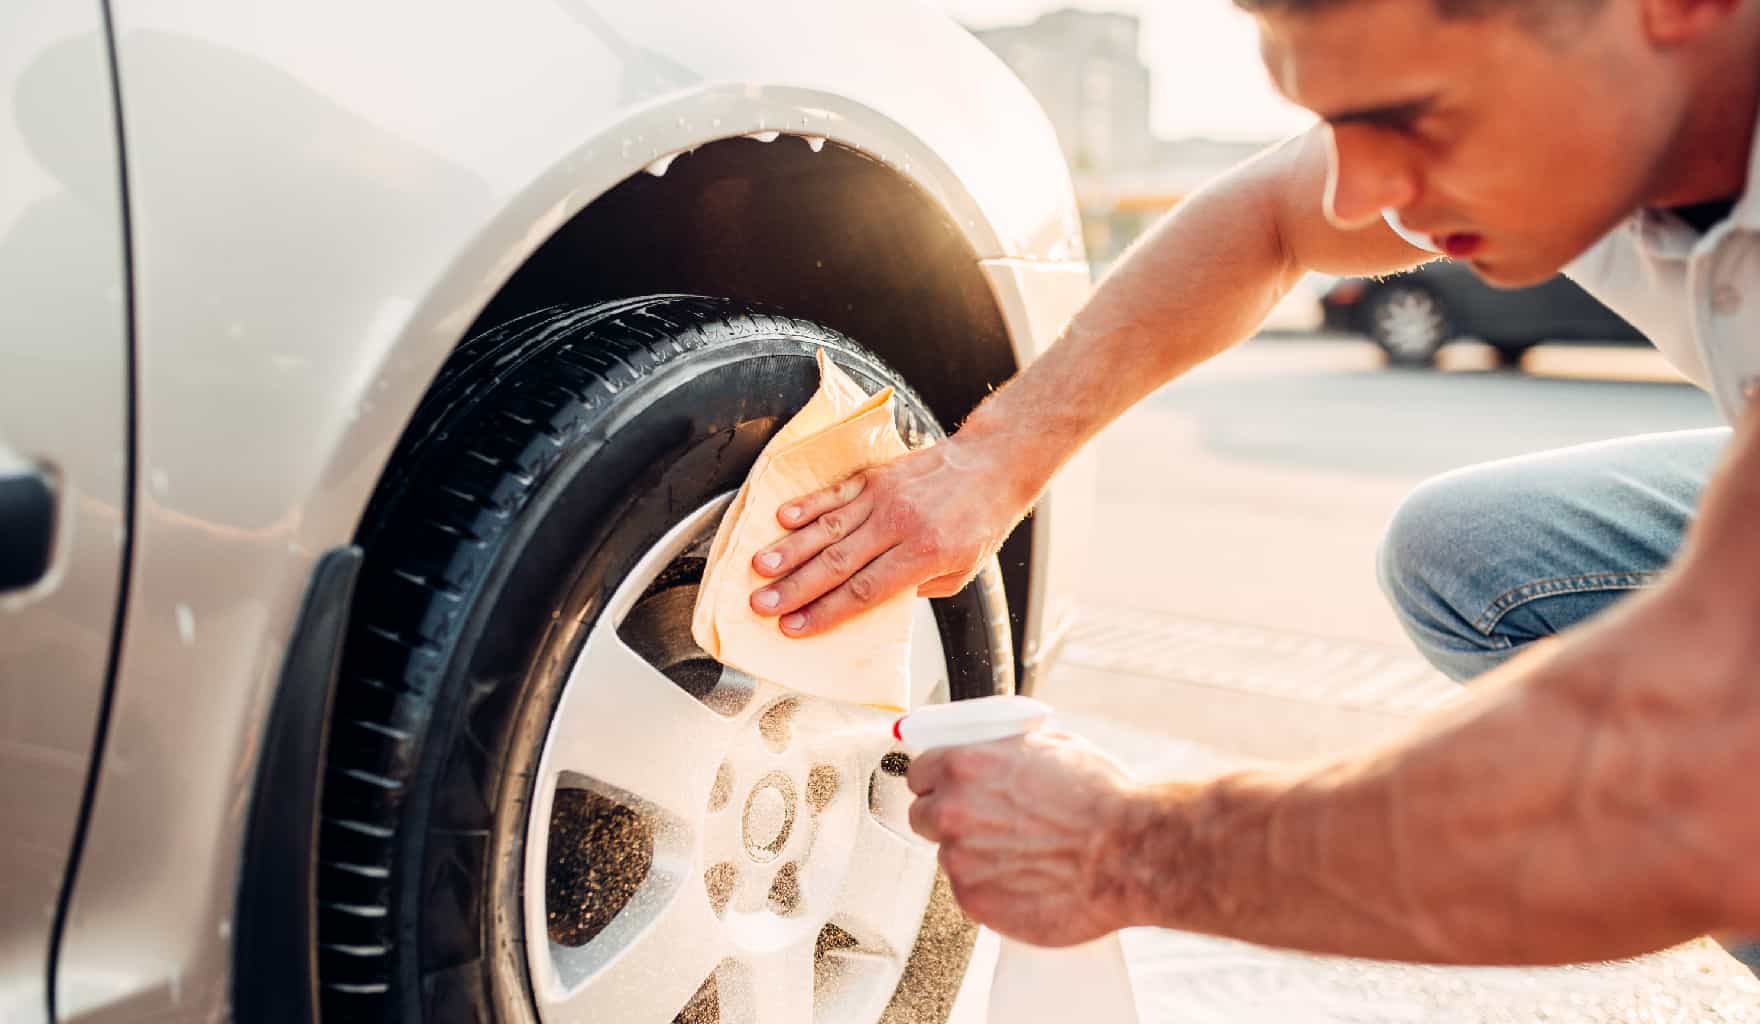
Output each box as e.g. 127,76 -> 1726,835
0,3 -> 131,1021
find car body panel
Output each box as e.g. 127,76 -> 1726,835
53,2 -> 1088,1019
1325,262 -> 1648,347
0,4 -> 130,1021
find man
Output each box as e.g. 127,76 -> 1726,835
748,0 -> 1760,965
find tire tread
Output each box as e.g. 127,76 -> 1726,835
315,297 -> 926,1016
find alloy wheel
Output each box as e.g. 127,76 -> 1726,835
522,496 -> 948,1024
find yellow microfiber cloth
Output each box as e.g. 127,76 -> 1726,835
692,349 -> 916,711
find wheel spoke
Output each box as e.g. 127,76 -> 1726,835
802,709 -> 897,767
536,880 -> 725,1023
833,814 -> 938,962
908,599 -> 950,710
543,624 -> 738,824
721,939 -> 817,1024
702,812 -> 745,875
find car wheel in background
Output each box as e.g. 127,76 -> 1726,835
1366,283 -> 1451,368
314,297 -> 1012,1023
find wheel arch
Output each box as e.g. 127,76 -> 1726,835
466,134 -> 1019,448
448,131 -> 1044,679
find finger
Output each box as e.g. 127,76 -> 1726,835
754,527 -> 892,619
779,546 -> 923,637
752,489 -> 876,578
907,749 -> 949,796
908,794 -> 944,843
775,472 -> 867,530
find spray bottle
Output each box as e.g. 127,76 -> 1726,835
893,696 -> 1142,1024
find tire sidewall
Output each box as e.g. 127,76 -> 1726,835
392,332 -> 1001,1021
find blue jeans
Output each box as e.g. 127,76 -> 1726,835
1377,428 -> 1728,683
1376,426 -> 1760,971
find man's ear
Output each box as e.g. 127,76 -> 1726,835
1640,0 -> 1741,46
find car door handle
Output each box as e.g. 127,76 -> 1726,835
0,463 -> 55,593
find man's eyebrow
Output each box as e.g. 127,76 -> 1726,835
1320,94 -> 1441,127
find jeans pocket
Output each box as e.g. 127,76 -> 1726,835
1474,571 -> 1664,638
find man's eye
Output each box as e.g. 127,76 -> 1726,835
1389,118 -> 1440,146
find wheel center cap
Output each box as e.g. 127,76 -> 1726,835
742,773 -> 796,861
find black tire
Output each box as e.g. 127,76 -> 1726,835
1491,341 -> 1535,369
1365,283 -> 1451,368
315,297 -> 1012,1023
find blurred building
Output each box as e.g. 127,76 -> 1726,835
971,10 -> 1152,176
1077,138 -> 1264,263
972,10 -> 1274,265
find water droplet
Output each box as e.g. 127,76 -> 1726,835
803,135 -> 826,153
645,152 -> 680,177
745,131 -> 780,144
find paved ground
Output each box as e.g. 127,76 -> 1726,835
951,335 -> 1760,1022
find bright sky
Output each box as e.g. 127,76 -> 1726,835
933,0 -> 1315,142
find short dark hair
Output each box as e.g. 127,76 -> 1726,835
1233,0 -> 1601,18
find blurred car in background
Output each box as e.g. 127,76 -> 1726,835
1322,260 -> 1648,367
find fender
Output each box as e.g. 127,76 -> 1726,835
231,547 -> 361,1024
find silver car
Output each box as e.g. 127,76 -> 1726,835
2,1 -> 1093,1021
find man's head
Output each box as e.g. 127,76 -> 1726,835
1240,0 -> 1758,286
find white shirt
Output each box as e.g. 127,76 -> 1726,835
1562,119 -> 1760,423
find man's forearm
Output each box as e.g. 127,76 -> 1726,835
957,128 -> 1427,506
1107,583 -> 1759,965
953,140 -> 1310,501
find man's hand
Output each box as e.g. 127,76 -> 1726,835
906,730 -> 1140,946
747,431 -> 1033,636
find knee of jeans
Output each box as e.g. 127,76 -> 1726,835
1376,473 -> 1475,630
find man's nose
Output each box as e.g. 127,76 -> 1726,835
1324,124 -> 1419,230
